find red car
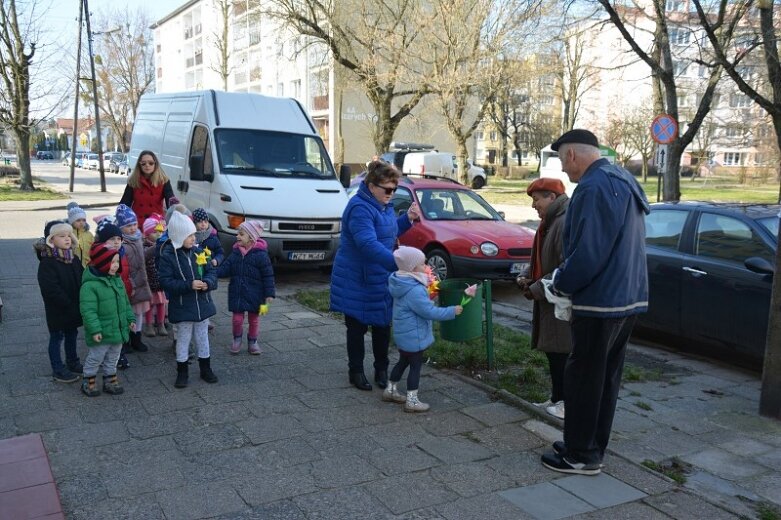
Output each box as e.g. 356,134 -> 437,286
349,176 -> 534,280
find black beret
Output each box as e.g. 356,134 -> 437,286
551,129 -> 599,151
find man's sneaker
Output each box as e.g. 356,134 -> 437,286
66,362 -> 83,374
53,369 -> 79,383
552,441 -> 605,468
541,451 -> 600,476
533,399 -> 554,408
546,401 -> 565,420
81,376 -> 101,397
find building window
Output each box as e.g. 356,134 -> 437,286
277,82 -> 284,97
672,60 -> 689,76
157,67 -> 162,78
724,126 -> 744,138
729,93 -> 751,108
291,79 -> 301,99
156,44 -> 161,53
669,27 -> 690,46
489,131 -> 497,141
756,125 -> 771,138
754,153 -> 768,164
723,152 -> 743,166
666,0 -> 684,11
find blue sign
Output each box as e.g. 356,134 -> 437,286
651,114 -> 678,144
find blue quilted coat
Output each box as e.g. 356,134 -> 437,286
157,241 -> 218,323
330,181 -> 412,326
217,241 -> 276,313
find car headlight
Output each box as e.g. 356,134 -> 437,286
480,242 -> 499,256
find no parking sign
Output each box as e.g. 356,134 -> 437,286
651,114 -> 678,144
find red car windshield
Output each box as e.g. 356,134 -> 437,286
415,188 -> 500,221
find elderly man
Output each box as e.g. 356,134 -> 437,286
517,178 -> 571,420
541,129 -> 650,476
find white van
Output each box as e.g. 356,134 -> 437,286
130,90 -> 348,266
539,144 -> 617,196
401,152 -> 487,189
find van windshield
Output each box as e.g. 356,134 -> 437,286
215,129 -> 336,179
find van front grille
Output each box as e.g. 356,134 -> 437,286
278,222 -> 335,232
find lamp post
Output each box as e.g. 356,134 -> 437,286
82,0 -> 108,192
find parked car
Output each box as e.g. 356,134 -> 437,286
348,176 -> 534,280
109,153 -> 127,173
85,153 -> 100,170
379,142 -> 487,189
117,157 -> 131,175
635,202 -> 779,369
36,151 -> 54,160
61,152 -> 73,166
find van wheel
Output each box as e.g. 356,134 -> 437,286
426,249 -> 453,280
471,176 -> 485,189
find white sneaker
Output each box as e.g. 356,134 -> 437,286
533,399 -> 554,408
404,390 -> 430,413
546,401 -> 565,420
382,383 -> 406,404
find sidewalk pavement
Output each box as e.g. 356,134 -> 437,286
2,193 -> 781,519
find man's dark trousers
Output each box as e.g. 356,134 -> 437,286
563,315 -> 637,465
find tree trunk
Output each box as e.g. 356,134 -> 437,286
663,142 -> 682,201
14,129 -> 34,190
371,96 -> 395,154
641,153 -> 649,183
455,139 -> 469,185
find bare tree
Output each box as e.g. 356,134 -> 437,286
596,0 -> 746,201
425,0 -> 540,184
91,9 -> 154,152
265,0 -> 429,153
557,28 -> 601,133
0,0 -> 37,189
690,0 -> 781,418
210,0 -> 262,91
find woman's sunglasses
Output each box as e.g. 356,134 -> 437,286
139,161 -> 156,166
372,182 -> 397,195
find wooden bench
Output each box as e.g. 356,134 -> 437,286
0,433 -> 65,519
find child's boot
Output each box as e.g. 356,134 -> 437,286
382,381 -> 406,403
117,344 -> 130,370
143,323 -> 156,337
102,374 -> 124,395
229,336 -> 242,355
404,390 -> 430,413
247,336 -> 262,355
81,376 -> 100,397
130,331 -> 149,352
198,357 -> 218,383
156,322 -> 168,336
174,362 -> 189,388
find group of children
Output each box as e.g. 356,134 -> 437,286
38,200 -> 463,412
36,200 -> 276,395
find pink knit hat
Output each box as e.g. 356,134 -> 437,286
239,220 -> 264,242
142,214 -> 164,237
393,246 -> 426,272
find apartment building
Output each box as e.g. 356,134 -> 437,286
151,0 -> 470,167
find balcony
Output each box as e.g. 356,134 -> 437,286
312,95 -> 329,111
184,27 -> 193,40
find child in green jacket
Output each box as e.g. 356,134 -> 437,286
79,242 -> 136,397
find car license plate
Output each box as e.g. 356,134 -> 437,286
510,262 -> 528,274
288,251 -> 326,261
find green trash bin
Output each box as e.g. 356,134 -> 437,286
438,278 -> 483,342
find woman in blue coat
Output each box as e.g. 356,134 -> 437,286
330,161 -> 420,391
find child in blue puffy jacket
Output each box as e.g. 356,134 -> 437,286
386,246 -> 461,413
217,220 -> 275,355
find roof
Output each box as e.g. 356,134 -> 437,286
650,201 -> 780,219
151,0 -> 201,29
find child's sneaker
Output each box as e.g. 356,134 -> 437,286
156,323 -> 168,336
230,336 -> 242,355
102,374 -> 124,395
248,339 -> 262,355
117,353 -> 130,370
143,323 -> 157,337
81,376 -> 100,397
53,369 -> 79,383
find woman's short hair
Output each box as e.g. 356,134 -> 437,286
364,160 -> 401,186
128,150 -> 169,188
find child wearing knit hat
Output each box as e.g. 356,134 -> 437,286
116,204 -> 153,354
35,221 -> 85,383
157,211 -> 219,388
217,220 -> 275,355
192,208 -> 224,267
67,202 -> 94,268
142,215 -> 169,337
385,246 -> 462,412
79,242 -> 136,397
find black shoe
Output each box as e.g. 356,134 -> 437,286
52,368 -> 79,383
130,331 -> 149,352
349,372 -> 372,391
374,370 -> 388,389
553,440 -> 566,456
174,361 -> 189,388
117,354 -> 130,370
541,451 -> 600,476
198,357 -> 218,384
66,361 -> 83,374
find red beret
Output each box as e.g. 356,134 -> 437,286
527,178 -> 566,196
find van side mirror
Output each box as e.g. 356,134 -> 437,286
339,164 -> 351,188
190,155 -> 212,182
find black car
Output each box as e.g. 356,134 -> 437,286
36,151 -> 54,160
635,202 -> 779,369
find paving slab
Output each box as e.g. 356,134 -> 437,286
681,449 -> 770,481
416,435 -> 495,464
499,481 -> 596,519
643,489 -> 742,519
554,473 -> 647,509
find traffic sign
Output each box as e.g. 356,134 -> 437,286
651,114 -> 678,144
655,144 -> 669,175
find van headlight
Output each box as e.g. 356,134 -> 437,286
257,219 -> 271,232
480,242 -> 499,256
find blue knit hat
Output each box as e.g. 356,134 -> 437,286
115,204 -> 137,228
95,220 -> 123,243
192,208 -> 208,223
66,202 -> 87,224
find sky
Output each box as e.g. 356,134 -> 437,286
45,0 -> 187,34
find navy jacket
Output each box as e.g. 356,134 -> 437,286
553,159 -> 650,318
330,181 -> 412,326
217,241 -> 276,313
35,240 -> 84,332
157,241 -> 218,323
198,227 -> 225,266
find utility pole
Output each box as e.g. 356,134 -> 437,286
69,0 -> 84,193
83,0 -> 106,192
